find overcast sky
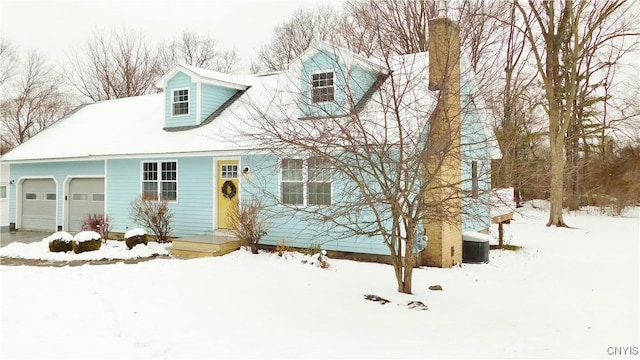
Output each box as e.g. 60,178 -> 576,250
0,0 -> 342,70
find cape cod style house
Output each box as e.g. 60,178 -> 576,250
0,17 -> 499,267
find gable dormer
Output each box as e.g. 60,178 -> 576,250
156,64 -> 250,130
289,42 -> 389,119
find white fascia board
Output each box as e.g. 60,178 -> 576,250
0,149 -> 272,164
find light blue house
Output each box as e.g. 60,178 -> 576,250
0,38 -> 499,267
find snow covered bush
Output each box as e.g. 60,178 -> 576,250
228,198 -> 268,254
72,231 -> 102,254
301,249 -> 330,269
130,196 -> 173,243
82,214 -> 111,241
124,228 -> 148,249
47,231 -> 74,253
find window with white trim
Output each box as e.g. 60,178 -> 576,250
280,157 -> 332,206
281,159 -> 303,205
0,185 -> 6,199
172,89 -> 189,116
142,161 -> 177,201
311,72 -> 335,103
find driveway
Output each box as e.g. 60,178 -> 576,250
0,231 -> 50,247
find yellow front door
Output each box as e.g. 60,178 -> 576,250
217,160 -> 239,229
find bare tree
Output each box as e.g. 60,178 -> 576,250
157,31 -> 240,74
228,198 -> 269,254
255,5 -> 338,72
0,51 -> 73,148
65,28 -> 160,102
514,0 -> 638,226
233,19 -> 486,291
339,0 -> 437,57
564,4 -> 640,210
0,37 -> 17,88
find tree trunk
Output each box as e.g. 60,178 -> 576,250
401,252 -> 414,294
547,135 -> 569,227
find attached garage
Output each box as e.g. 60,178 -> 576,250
21,178 -> 57,231
68,178 -> 105,232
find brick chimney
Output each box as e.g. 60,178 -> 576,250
420,10 -> 463,268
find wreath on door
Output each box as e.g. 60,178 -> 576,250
221,180 -> 237,199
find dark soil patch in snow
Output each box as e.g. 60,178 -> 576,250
364,294 -> 390,304
407,301 -> 428,310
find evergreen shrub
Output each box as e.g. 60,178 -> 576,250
72,231 -> 102,254
47,231 -> 73,253
125,229 -> 148,249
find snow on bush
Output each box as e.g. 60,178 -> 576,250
47,231 -> 74,253
301,249 -> 330,269
46,231 -> 74,242
73,231 -> 101,242
124,228 -> 148,250
125,228 -> 146,238
72,231 -> 102,254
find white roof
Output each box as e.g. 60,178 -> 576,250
0,90 -> 260,162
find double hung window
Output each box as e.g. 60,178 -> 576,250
172,89 -> 189,116
142,161 -> 177,201
311,72 -> 335,103
281,157 -> 332,206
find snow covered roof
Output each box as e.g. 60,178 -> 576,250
0,89 -> 261,162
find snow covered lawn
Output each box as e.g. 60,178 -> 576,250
1,204 -> 638,358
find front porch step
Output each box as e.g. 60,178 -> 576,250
169,233 -> 240,258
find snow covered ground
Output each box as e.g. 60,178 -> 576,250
1,202 -> 638,359
0,237 -> 169,261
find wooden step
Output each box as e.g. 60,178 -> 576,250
169,233 -> 240,258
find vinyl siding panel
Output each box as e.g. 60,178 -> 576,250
299,51 -> 379,119
200,84 -> 237,123
165,72 -> 197,128
240,154 -> 390,255
9,161 -> 105,229
300,51 -> 348,118
173,157 -> 213,235
349,64 -> 378,104
461,69 -> 491,233
105,159 -> 140,232
107,157 -> 214,237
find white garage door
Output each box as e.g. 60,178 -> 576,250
21,179 -> 57,231
68,178 -> 105,232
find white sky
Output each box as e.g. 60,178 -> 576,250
0,0 -> 343,70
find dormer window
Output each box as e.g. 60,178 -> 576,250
311,71 -> 334,103
172,88 -> 189,116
